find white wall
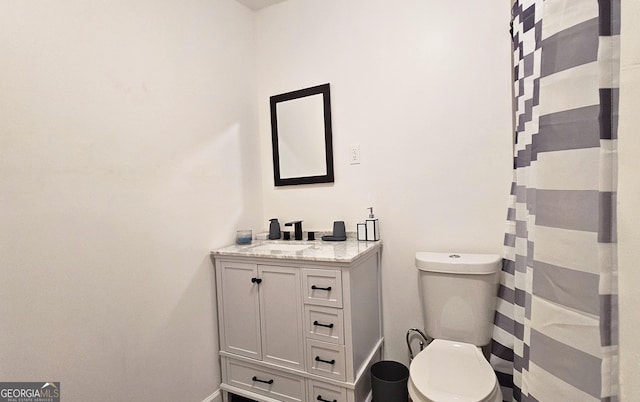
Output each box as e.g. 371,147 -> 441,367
255,0 -> 513,364
618,0 -> 640,398
0,1 -> 260,401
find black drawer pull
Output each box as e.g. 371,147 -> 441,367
313,320 -> 334,329
315,356 -> 336,365
317,396 -> 337,402
311,285 -> 332,291
251,376 -> 273,385
251,277 -> 262,284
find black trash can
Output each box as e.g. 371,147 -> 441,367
371,360 -> 410,402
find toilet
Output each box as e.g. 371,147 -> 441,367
408,252 -> 503,402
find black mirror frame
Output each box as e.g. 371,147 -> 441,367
270,83 -> 334,187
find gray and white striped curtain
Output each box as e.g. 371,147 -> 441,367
490,0 -> 619,401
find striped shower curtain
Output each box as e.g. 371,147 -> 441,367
489,0 -> 619,401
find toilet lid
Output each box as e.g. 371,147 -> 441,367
410,339 -> 497,402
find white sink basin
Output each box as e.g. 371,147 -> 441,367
250,243 -> 312,253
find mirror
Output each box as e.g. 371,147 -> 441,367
270,83 -> 334,186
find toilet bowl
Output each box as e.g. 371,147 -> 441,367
408,339 -> 501,402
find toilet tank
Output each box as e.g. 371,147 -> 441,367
416,252 -> 502,346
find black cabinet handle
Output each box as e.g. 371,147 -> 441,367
315,356 -> 336,365
311,285 -> 332,291
251,376 -> 273,385
317,396 -> 337,402
251,277 -> 262,284
313,320 -> 334,329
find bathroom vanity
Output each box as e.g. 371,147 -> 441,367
212,239 -> 383,402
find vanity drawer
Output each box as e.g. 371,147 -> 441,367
308,380 -> 348,402
302,269 -> 343,308
305,305 -> 344,345
226,359 -> 304,402
306,339 -> 346,381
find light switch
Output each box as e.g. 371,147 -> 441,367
350,144 -> 360,164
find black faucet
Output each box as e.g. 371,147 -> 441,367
284,221 -> 303,240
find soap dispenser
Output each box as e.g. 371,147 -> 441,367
268,218 -> 281,240
365,207 -> 380,241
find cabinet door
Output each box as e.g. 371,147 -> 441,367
258,265 -> 305,370
220,261 -> 262,360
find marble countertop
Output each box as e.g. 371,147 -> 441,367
212,238 -> 381,263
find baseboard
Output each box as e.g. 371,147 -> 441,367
202,389 -> 222,402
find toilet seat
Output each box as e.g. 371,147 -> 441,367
408,339 -> 501,402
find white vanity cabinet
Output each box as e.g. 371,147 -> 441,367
212,240 -> 382,402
